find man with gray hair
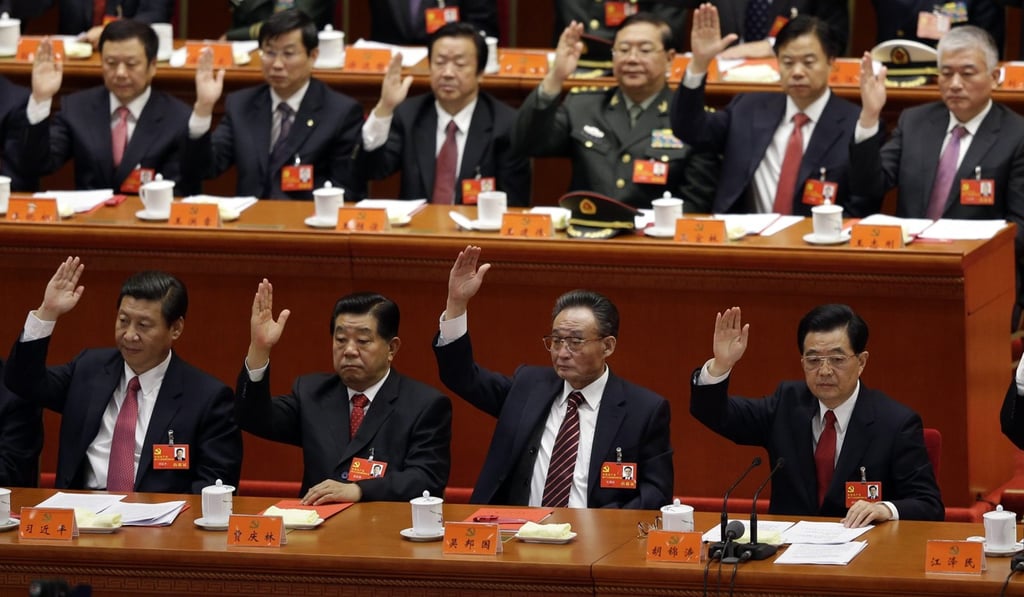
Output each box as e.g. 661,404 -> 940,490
850,25 -> 1024,325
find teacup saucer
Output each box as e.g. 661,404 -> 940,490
802,230 -> 851,245
400,527 -> 444,542
985,541 -> 1024,556
0,518 -> 18,532
193,517 -> 229,531
389,214 -> 412,227
643,226 -> 675,238
304,215 -> 337,229
136,209 -> 170,221
471,219 -> 501,232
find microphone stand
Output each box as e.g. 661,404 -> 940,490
736,458 -> 785,561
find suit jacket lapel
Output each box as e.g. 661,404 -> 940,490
914,106 -> 949,215
92,91 -> 115,186
271,81 -> 323,173
311,382 -> 350,475
415,105 -> 439,197
750,97 -> 785,180
138,353 -> 185,487
832,389 -> 876,497
513,375 -> 562,461
800,95 -> 848,185
79,356 -> 123,464
458,98 -> 493,187
587,373 -> 627,503
249,89 -> 273,185
791,389 -> 820,512
952,106 -> 1001,207
601,90 -> 630,151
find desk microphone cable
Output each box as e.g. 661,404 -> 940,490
1001,555 -> 1024,597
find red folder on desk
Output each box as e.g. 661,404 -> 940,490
263,499 -> 353,520
465,507 -> 553,533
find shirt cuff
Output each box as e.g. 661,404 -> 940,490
26,96 -> 52,125
188,112 -> 212,139
682,67 -> 706,89
696,359 -> 731,385
437,311 -> 468,346
854,122 -> 879,144
245,359 -> 268,382
882,501 -> 898,520
22,311 -> 56,342
535,84 -> 558,107
361,111 -> 393,151
1015,357 -> 1024,395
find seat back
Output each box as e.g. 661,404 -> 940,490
923,427 -> 942,484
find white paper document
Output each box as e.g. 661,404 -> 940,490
774,541 -> 868,565
353,39 -> 427,67
918,218 -> 1007,240
103,500 -> 188,526
35,491 -> 126,512
35,190 -> 113,213
713,213 -> 782,235
857,213 -> 934,236
356,198 -> 426,219
779,521 -> 873,544
701,519 -> 796,545
183,195 -> 259,213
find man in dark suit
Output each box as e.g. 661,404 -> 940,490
0,360 -> 43,487
690,304 -> 943,526
10,0 -> 173,45
223,0 -> 335,40
4,258 -> 242,494
367,0 -> 498,45
188,9 -> 362,200
0,76 -> 35,192
360,21 -> 530,206
433,246 -> 673,509
22,20 -> 194,194
1001,359 -> 1024,448
553,0 -> 687,50
672,7 -> 864,216
515,13 -> 717,211
851,25 -> 1024,324
236,282 -> 451,503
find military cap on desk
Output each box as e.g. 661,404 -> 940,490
559,191 -> 638,239
577,33 -> 613,74
871,39 -> 938,87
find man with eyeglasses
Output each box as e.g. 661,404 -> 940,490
433,245 -> 673,509
690,304 -> 943,527
358,21 -> 530,206
851,24 -> 1024,327
672,6 -> 863,217
187,8 -> 363,200
512,13 -> 718,210
22,20 -> 195,194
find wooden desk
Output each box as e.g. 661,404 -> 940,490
0,201 -> 1013,507
0,489 -> 1021,596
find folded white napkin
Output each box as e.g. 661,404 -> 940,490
517,521 -> 572,539
74,508 -> 122,528
263,506 -> 319,525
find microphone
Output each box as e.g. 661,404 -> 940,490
719,520 -> 747,563
736,457 -> 785,561
709,456 -> 761,560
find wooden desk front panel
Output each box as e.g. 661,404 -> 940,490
0,202 -> 1013,506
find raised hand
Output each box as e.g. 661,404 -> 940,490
37,256 -> 84,322
541,21 -> 584,96
690,3 -> 738,75
193,47 -> 225,118
444,245 -> 491,319
31,37 -> 64,103
858,51 -> 887,129
375,52 -> 413,117
246,278 -> 291,369
709,307 -> 749,376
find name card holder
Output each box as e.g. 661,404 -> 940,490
442,522 -> 502,555
344,48 -> 391,73
336,207 -> 389,232
227,515 -> 286,547
850,224 -> 904,249
500,213 -> 552,238
497,51 -> 549,76
924,540 -> 983,574
184,42 -> 233,68
646,530 -> 703,563
674,218 -> 726,244
7,197 -> 58,223
828,60 -> 860,87
170,203 -> 221,228
17,38 -> 65,61
19,507 -> 77,540
668,56 -> 691,83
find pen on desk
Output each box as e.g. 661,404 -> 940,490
472,515 -> 528,524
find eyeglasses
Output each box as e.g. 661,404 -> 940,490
542,335 -> 602,354
800,353 -> 859,371
636,516 -> 662,539
260,48 -> 305,63
612,44 -> 664,59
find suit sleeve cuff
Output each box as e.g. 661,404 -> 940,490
696,359 -> 731,385
882,501 -> 898,520
245,359 -> 268,382
437,311 -> 467,346
26,96 -> 51,125
361,111 -> 392,151
854,122 -> 879,144
22,311 -> 56,341
188,112 -> 212,139
682,67 -> 706,89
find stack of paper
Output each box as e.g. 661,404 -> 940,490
774,541 -> 868,565
34,189 -> 112,213
356,198 -> 427,220
103,500 -> 188,526
918,218 -> 1007,240
182,195 -> 259,213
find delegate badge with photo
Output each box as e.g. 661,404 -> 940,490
153,444 -> 190,470
960,178 -> 995,205
348,457 -> 388,481
605,1 -> 638,26
461,177 -> 496,205
120,167 -> 155,194
633,160 -> 668,184
281,164 -> 314,192
845,481 -> 882,507
600,461 -> 638,489
802,179 -> 838,206
425,7 -> 460,33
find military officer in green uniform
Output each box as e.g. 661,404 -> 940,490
513,13 -> 719,211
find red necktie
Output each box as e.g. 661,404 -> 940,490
112,106 -> 129,168
542,392 -> 583,508
93,0 -> 106,26
350,393 -> 369,439
927,125 -> 966,220
772,112 -> 810,214
814,409 -> 837,507
432,120 -> 458,204
107,376 -> 140,492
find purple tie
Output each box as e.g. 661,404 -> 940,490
927,125 -> 966,220
542,392 -> 583,508
107,376 -> 140,492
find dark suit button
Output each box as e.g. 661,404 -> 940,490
341,471 -> 349,480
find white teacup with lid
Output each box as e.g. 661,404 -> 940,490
651,191 -> 684,231
314,24 -> 345,68
410,490 -> 443,536
984,504 -> 1018,551
201,479 -> 235,525
139,173 -> 175,217
0,13 -> 20,57
660,498 -> 695,532
313,181 -> 345,224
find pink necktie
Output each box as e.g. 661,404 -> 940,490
112,106 -> 129,168
432,120 -> 458,204
772,112 -> 809,214
107,376 -> 140,492
927,125 -> 966,220
814,410 -> 837,507
542,392 -> 583,508
350,393 -> 369,439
